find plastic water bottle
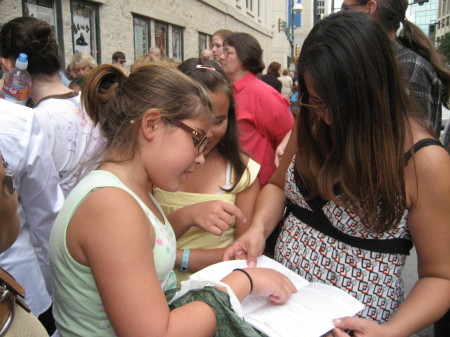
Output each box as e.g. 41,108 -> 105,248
1,53 -> 32,105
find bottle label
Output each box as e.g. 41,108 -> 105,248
2,81 -> 31,103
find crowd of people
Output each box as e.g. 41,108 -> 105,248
0,1 -> 449,336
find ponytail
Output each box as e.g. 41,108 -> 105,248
82,64 -> 127,142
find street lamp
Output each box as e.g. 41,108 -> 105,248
291,1 -> 303,61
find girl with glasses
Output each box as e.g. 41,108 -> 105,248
154,58 -> 260,283
225,11 -> 450,337
49,63 -> 296,336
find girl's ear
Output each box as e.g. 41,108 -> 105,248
140,109 -> 161,141
0,57 -> 15,73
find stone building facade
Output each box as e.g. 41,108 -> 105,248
0,0 -> 293,71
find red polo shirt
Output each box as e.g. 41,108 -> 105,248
233,72 -> 294,186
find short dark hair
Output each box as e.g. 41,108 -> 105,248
112,51 -> 125,61
0,16 -> 61,76
223,33 -> 264,75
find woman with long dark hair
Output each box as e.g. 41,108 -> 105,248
225,11 -> 450,337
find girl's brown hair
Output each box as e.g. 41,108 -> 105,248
82,63 -> 212,164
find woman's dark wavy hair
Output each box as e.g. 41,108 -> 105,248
354,0 -> 450,108
178,58 -> 248,191
0,17 -> 61,76
297,11 -> 415,232
223,33 -> 265,75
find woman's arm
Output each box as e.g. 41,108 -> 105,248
333,144 -> 450,337
224,128 -> 298,266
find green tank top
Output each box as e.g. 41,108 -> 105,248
49,170 -> 176,336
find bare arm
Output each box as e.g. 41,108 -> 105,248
224,128 -> 298,266
334,144 -> 450,337
0,152 -> 19,252
69,187 -> 295,337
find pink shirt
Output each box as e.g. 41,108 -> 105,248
233,72 -> 294,186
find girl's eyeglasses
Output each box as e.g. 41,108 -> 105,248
168,120 -> 208,154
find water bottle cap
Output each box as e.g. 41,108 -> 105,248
16,53 -> 28,70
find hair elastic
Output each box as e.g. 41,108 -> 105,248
196,64 -> 216,71
233,268 -> 253,294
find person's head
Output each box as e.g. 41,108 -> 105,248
297,11 -> 412,232
168,57 -> 182,68
149,47 -> 162,60
282,69 -> 290,76
69,76 -> 85,92
341,0 -> 406,33
178,58 -> 247,190
82,64 -> 213,191
221,32 -> 265,80
266,62 -> 281,77
69,52 -> 97,78
341,0 -> 450,108
112,51 -> 126,67
211,29 -> 234,62
0,17 -> 61,76
200,49 -> 213,60
130,53 -> 158,73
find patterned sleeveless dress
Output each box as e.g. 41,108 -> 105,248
274,158 -> 412,324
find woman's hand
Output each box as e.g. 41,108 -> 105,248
223,225 -> 266,267
330,317 -> 392,337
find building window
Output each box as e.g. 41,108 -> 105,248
172,26 -> 184,61
246,0 -> 253,11
133,15 -> 150,59
155,21 -> 168,59
70,0 -> 100,63
23,0 -> 64,63
198,32 -> 211,57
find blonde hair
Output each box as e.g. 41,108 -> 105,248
69,51 -> 97,73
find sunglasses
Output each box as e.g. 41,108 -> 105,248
1,153 -> 15,194
168,120 -> 208,154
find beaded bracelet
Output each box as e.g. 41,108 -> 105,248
233,268 -> 253,294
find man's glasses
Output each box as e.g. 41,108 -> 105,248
341,3 -> 365,11
299,94 -> 328,113
168,120 -> 208,154
119,60 -> 126,65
